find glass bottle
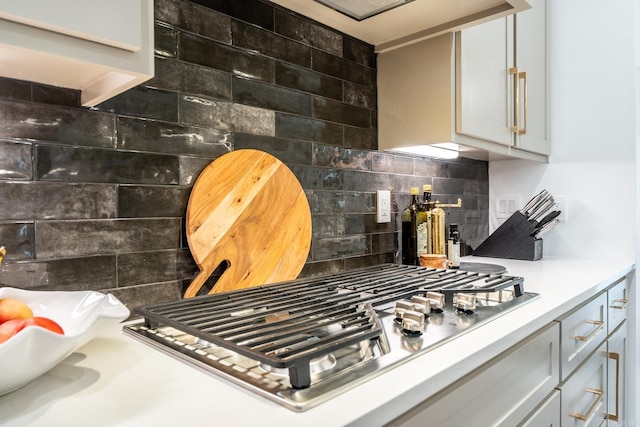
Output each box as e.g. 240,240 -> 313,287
417,184 -> 432,256
401,187 -> 421,265
447,223 -> 460,269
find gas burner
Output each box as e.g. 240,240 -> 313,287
124,263 -> 538,411
259,353 -> 337,377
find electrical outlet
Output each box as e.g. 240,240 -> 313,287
554,195 -> 568,221
496,195 -> 521,219
376,190 -> 391,223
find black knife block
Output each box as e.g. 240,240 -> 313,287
473,211 -> 543,261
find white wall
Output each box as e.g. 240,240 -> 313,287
490,0 -> 638,422
489,0 -> 636,262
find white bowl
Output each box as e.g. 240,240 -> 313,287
0,287 -> 129,395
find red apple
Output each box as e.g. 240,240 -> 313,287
0,316 -> 65,345
0,298 -> 33,324
0,318 -> 27,344
24,317 -> 64,335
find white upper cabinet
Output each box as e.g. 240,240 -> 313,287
378,0 -> 548,161
0,0 -> 154,107
270,0 -> 531,53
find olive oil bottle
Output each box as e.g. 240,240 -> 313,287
401,187 -> 421,265
416,185 -> 433,256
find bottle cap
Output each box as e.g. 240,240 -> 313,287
410,187 -> 419,195
423,184 -> 432,192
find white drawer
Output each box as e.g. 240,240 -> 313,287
607,277 -> 629,334
559,341 -> 607,427
520,390 -> 560,427
558,293 -> 607,381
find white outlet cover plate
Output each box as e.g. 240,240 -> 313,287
376,190 -> 391,223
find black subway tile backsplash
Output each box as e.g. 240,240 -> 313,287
275,113 -> 342,145
233,133 -> 313,165
32,84 -> 80,108
149,57 -> 232,101
0,140 -> 32,180
116,117 -> 231,157
155,0 -> 232,43
232,76 -> 312,116
312,49 -> 375,87
36,145 -> 180,185
118,185 -> 191,218
232,20 -> 311,69
275,61 -> 342,101
0,183 -> 116,220
0,100 -> 114,148
179,95 -> 275,136
116,249 -> 197,287
35,218 -> 181,259
179,32 -> 275,83
0,222 -> 34,260
94,86 -> 179,122
0,77 -> 31,102
274,8 -> 342,56
154,23 -> 178,58
343,37 -> 376,69
313,97 -> 371,128
190,0 -> 275,31
0,0 -> 489,310
313,145 -> 371,170
179,156 -> 216,186
0,256 -> 116,290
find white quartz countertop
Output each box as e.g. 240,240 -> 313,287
0,256 -> 634,427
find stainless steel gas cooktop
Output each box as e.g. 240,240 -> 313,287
123,263 -> 538,411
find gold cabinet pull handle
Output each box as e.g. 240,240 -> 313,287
610,298 -> 629,310
574,319 -> 604,342
572,387 -> 604,421
608,352 -> 620,422
509,67 -> 519,133
519,71 -> 527,135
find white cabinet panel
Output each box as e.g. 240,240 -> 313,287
457,15 -> 513,146
558,293 -> 607,381
0,0 -> 143,51
0,0 -> 154,106
520,390 -> 560,427
607,278 -> 629,334
560,342 -> 607,427
388,323 -> 559,427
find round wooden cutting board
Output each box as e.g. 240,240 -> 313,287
184,149 -> 312,297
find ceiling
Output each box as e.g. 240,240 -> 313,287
270,0 -> 530,52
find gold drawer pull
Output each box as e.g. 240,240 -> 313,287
572,387 -> 604,421
574,319 -> 604,342
608,352 -> 620,422
610,299 -> 629,310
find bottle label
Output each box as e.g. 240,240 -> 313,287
417,222 -> 429,255
448,240 -> 460,268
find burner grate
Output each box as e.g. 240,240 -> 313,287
132,264 -> 525,388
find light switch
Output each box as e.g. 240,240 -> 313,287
496,195 -> 521,219
376,190 -> 391,223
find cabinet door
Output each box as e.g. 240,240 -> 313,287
513,0 -> 549,154
606,321 -> 627,427
456,15 -> 514,146
560,342 -> 607,427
